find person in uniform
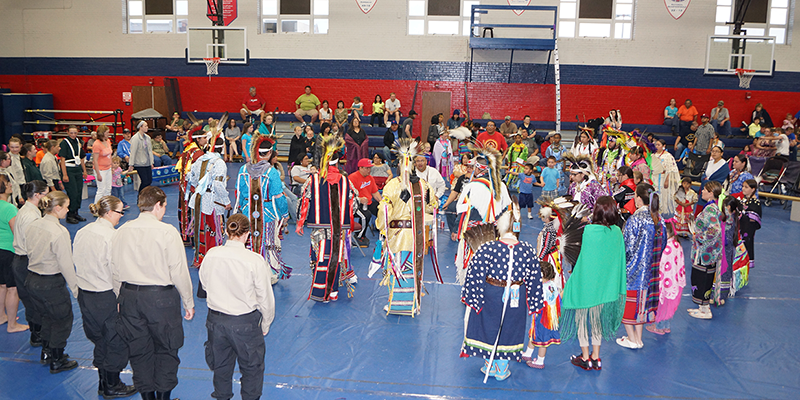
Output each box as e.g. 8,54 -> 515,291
200,214 -> 275,400
58,126 -> 88,224
11,181 -> 48,347
24,191 -> 79,373
369,138 -> 441,316
112,186 -> 194,400
296,134 -> 357,302
234,131 -> 289,284
73,195 -> 137,398
175,125 -> 207,246
186,134 -> 231,271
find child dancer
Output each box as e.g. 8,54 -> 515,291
712,196 -> 742,305
740,179 -> 761,269
647,218 -> 684,335
674,177 -> 697,237
524,261 -> 561,368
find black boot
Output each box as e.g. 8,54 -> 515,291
30,324 -> 43,347
49,347 -> 78,374
139,392 -> 156,400
40,341 -> 51,364
196,284 -> 207,299
102,370 -> 138,399
98,369 -> 105,394
155,390 -> 178,400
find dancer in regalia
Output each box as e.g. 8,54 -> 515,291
234,130 -> 289,284
296,134 -> 356,302
186,133 -> 231,298
176,124 -> 207,245
564,153 -> 608,211
460,200 -> 544,382
369,138 -> 441,316
739,179 -> 761,270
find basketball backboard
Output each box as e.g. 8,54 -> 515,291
705,35 -> 774,76
186,27 -> 248,64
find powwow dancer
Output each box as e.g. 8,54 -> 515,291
564,153 -> 608,211
461,200 -> 544,382
296,134 -> 357,302
176,121 -> 207,245
454,144 -> 511,285
234,130 -> 289,284
369,138 -> 441,316
186,134 -> 231,297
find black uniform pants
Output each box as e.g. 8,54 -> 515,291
79,289 -> 129,372
205,310 -> 265,400
25,273 -> 73,348
353,200 -> 379,239
11,255 -> 39,325
117,284 -> 184,393
64,166 -> 83,216
134,166 -> 153,194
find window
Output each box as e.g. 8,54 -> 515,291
408,0 -> 479,36
715,0 -> 793,44
126,0 -> 188,34
558,0 -> 633,39
261,0 -> 328,34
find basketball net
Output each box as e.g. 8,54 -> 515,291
735,68 -> 755,89
203,57 -> 220,81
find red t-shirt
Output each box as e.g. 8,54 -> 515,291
477,131 -> 508,152
349,172 -> 378,200
243,94 -> 266,111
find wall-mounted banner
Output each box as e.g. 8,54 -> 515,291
207,0 -> 238,26
508,0 -> 531,16
356,0 -> 377,14
665,0 -> 690,20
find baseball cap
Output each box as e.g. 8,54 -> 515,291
717,100 -> 724,106
357,158 -> 374,168
453,109 -> 460,115
701,114 -> 710,119
408,110 -> 418,116
391,120 -> 399,125
504,115 -> 511,120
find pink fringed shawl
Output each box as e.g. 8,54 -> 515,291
655,238 -> 686,322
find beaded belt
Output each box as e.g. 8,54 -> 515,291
485,277 -> 523,287
389,220 -> 412,229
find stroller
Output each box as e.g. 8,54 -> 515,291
681,152 -> 710,182
756,156 -> 789,206
777,160 -> 800,209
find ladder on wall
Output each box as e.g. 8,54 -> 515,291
554,38 -> 561,134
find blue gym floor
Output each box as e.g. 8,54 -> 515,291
1,163 -> 798,399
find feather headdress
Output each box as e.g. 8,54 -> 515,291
562,153 -> 598,181
393,137 -> 419,189
462,224 -> 497,253
449,126 -> 472,141
467,142 -> 503,201
250,129 -> 276,164
318,133 -> 344,178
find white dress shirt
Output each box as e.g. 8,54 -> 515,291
73,218 -> 116,292
26,214 -> 78,296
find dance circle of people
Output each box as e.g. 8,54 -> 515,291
0,115 -> 764,399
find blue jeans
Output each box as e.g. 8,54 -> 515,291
153,155 -> 173,167
711,120 -> 731,137
111,185 -> 127,206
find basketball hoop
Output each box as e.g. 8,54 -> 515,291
203,57 -> 220,80
735,68 -> 755,89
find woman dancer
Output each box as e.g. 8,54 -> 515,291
688,181 -> 724,319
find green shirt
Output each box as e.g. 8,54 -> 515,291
0,200 -> 18,252
58,137 -> 86,168
22,157 -> 44,183
296,94 -> 320,111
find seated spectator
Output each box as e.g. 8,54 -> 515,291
350,96 -> 364,123
677,141 -> 697,170
334,100 -> 348,130
711,100 -> 731,138
788,127 -> 798,160
224,118 -> 241,162
151,133 -> 173,167
294,85 -> 320,124
751,103 -> 773,127
370,153 -> 392,190
288,125 -> 310,167
383,120 -> 402,162
499,116 -> 517,137
711,131 -> 725,150
240,86 -> 266,122
290,154 -> 313,196
664,98 -> 678,133
319,100 -> 333,126
370,95 -> 385,127
782,113 -> 796,131
166,112 -> 184,132
752,136 -> 775,158
677,99 -> 698,135
384,92 -> 401,125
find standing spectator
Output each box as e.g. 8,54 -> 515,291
370,95 -> 385,127
92,127 -> 114,203
0,175 -> 25,333
663,98 -> 678,133
788,126 -> 798,160
40,140 -> 62,191
294,85 -> 320,124
25,191 -> 79,373
72,196 -> 137,398
427,113 -> 445,147
605,110 -> 623,130
128,121 -> 154,196
240,86 -> 266,122
477,121 -> 508,153
240,122 -> 254,163
59,126 -> 88,224
7,137 -> 26,202
344,118 -> 369,175
117,129 -> 132,167
402,110 -> 418,139
200,214 -> 275,400
447,109 -> 466,130
112,186 -> 195,400
697,146 -> 729,213
689,181 -> 723,319
224,119 -> 241,162
693,115 -> 715,155
384,92 -> 401,125
751,103 -> 773,127
710,100 -> 731,138
677,99 -> 698,135
414,155 -> 447,200
318,100 -> 333,126
21,143 -> 43,183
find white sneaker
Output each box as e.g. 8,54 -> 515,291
527,212 -> 533,219
349,275 -> 358,284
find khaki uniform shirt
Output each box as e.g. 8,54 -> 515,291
199,240 -> 275,334
111,212 -> 194,310
40,152 -> 61,187
73,218 -> 115,292
12,201 -> 41,256
26,214 -> 78,297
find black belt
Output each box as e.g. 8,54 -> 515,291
79,288 -> 111,294
389,220 -> 413,229
27,270 -> 56,277
122,282 -> 174,291
209,309 -> 258,318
